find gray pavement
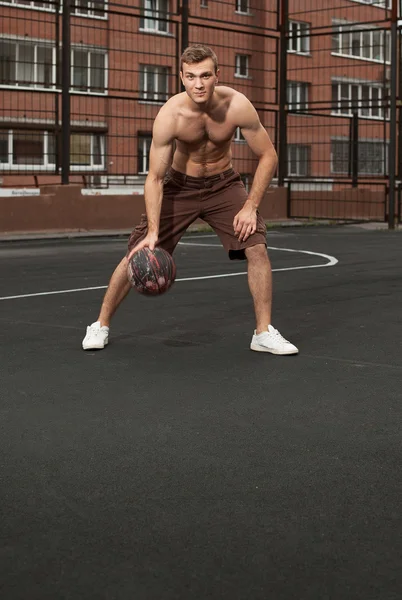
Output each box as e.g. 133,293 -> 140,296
0,226 -> 401,599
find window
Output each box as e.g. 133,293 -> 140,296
200,0 -> 208,6
287,81 -> 309,111
70,133 -> 105,169
235,54 -> 249,78
0,38 -> 107,93
331,81 -> 389,119
0,133 -> 8,164
0,130 -> 54,168
288,21 -> 310,55
140,65 -> 169,102
240,173 -> 251,191
288,145 -> 310,176
0,0 -> 107,18
71,48 -> 107,93
348,0 -> 391,8
234,127 -> 246,142
140,0 -> 169,33
0,1 -> 54,9
332,23 -> 390,63
73,0 -> 106,18
138,135 -> 152,174
235,0 -> 249,13
0,39 -> 55,88
331,139 -> 387,175
0,130 -> 105,170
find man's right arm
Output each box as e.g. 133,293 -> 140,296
145,109 -> 175,236
127,107 -> 175,258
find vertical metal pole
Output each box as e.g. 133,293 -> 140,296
287,180 -> 292,218
179,0 -> 189,92
352,112 -> 359,188
175,21 -> 181,94
55,0 -> 60,173
398,22 -> 402,181
278,0 -> 288,187
61,0 -> 71,185
388,0 -> 398,229
181,0 -> 189,54
348,117 -> 352,179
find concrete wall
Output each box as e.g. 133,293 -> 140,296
0,185 -> 289,235
0,184 -> 390,235
290,189 -> 387,221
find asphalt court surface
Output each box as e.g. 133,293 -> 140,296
0,226 -> 401,599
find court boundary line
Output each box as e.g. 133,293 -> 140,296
0,245 -> 338,301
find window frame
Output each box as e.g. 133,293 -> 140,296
0,129 -> 106,171
0,36 -> 108,95
70,132 -> 106,170
240,173 -> 251,191
235,54 -> 250,78
0,0 -> 108,19
288,20 -> 310,55
287,81 -> 309,111
331,80 -> 390,120
139,64 -> 169,103
70,46 -> 108,94
234,127 -> 246,142
332,22 -> 391,64
330,137 -> 388,176
138,134 -> 152,174
0,38 -> 57,90
347,0 -> 391,9
287,144 -> 311,177
140,0 -> 170,35
235,0 -> 250,15
72,0 -> 108,19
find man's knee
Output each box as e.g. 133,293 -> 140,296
245,243 -> 269,263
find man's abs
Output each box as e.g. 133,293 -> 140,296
171,143 -> 233,177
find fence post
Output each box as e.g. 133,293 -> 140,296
181,0 -> 189,54
351,112 -> 359,188
61,0 -> 71,185
388,0 -> 398,229
398,19 -> 402,182
54,0 -> 61,174
179,0 -> 189,92
278,0 -> 288,187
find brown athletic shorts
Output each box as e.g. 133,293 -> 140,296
127,167 -> 267,260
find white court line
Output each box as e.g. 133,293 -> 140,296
0,245 -> 338,301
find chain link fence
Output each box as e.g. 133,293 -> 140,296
0,0 -> 399,223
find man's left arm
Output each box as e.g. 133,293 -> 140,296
233,97 -> 278,242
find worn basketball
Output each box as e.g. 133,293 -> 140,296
127,247 -> 176,296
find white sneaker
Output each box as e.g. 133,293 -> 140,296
250,325 -> 299,355
82,321 -> 109,350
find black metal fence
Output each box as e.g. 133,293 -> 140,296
0,0 -> 399,225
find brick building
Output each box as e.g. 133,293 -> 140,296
0,0 -> 393,191
286,0 -> 391,189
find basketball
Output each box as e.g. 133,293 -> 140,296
127,247 -> 176,296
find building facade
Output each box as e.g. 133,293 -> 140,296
0,0 -> 393,191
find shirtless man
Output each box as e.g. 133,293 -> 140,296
82,44 -> 298,355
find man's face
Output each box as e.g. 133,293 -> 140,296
180,58 -> 219,105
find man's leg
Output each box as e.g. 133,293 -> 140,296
82,257 -> 130,350
97,257 -> 131,327
246,243 -> 298,355
82,174 -> 201,350
199,172 -> 297,354
245,244 -> 272,334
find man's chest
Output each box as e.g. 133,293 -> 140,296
176,116 -> 235,146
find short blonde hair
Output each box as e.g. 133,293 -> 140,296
180,44 -> 218,73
